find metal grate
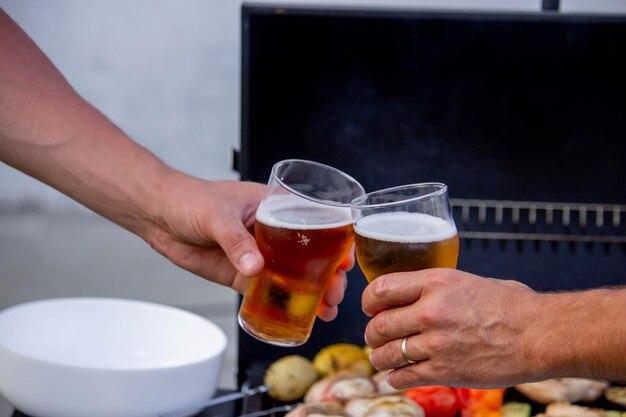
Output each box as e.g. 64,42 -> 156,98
450,199 -> 626,243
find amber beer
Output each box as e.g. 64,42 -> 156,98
238,195 -> 355,346
355,212 -> 459,282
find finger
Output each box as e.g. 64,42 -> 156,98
170,246 -> 249,292
386,361 -> 440,390
152,229 -> 251,292
211,217 -> 264,277
364,304 -> 423,348
369,335 -> 428,372
317,302 -> 338,322
317,270 -> 347,322
339,245 -> 356,271
362,270 -> 429,317
324,270 -> 348,307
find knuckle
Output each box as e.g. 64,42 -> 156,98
388,366 -> 427,390
372,313 -> 392,339
222,229 -> 252,253
382,343 -> 400,366
419,307 -> 440,327
371,276 -> 392,299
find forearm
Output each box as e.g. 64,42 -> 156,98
529,287 -> 626,381
0,9 -> 170,237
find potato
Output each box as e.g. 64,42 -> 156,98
264,355 -> 318,402
313,343 -> 374,377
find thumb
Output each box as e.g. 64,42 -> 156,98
212,220 -> 264,277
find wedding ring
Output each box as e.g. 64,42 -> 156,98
401,336 -> 417,364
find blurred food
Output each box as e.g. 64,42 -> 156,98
262,344 -> 624,417
403,386 -> 459,417
363,345 -> 373,358
515,379 -> 609,404
313,343 -> 374,377
500,402 -> 532,417
535,401 -> 617,417
304,372 -> 377,403
372,370 -> 402,395
264,355 -> 319,402
605,387 -> 626,409
457,388 -> 506,417
345,395 -> 425,417
285,402 -> 349,417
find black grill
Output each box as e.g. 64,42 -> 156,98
235,3 -> 626,413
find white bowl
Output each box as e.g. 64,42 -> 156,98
0,297 -> 227,417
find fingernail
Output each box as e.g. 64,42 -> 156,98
238,252 -> 259,274
369,351 -> 380,371
364,333 -> 369,346
385,370 -> 394,384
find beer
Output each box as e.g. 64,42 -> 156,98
355,211 -> 459,282
238,195 -> 354,346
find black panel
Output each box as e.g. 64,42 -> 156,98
238,4 -> 626,383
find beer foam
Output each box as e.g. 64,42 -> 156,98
355,212 -> 457,243
256,194 -> 352,230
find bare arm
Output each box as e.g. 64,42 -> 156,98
0,9 -> 350,320
0,9 -> 267,290
362,268 -> 626,388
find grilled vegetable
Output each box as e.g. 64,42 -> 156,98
456,388 -> 506,417
537,401 -> 616,417
304,372 -> 377,403
313,343 -> 374,377
345,395 -> 425,417
403,386 -> 459,417
264,355 -> 318,402
501,402 -> 531,417
285,402 -> 349,417
515,378 -> 609,404
372,370 -> 402,395
605,387 -> 626,409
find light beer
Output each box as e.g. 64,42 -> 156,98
238,195 -> 354,346
355,212 -> 459,282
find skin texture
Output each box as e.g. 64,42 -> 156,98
0,8 -> 349,321
362,268 -> 626,389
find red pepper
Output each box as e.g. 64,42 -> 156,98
404,386 -> 460,417
454,388 -> 506,417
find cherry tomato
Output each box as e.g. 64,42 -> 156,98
404,386 -> 460,417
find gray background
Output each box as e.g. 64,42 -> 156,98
1,0 -> 625,415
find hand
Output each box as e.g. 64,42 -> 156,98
144,176 -> 266,293
318,248 -> 355,322
362,268 -> 541,389
144,173 -> 352,321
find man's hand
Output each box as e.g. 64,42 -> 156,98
362,269 -> 542,389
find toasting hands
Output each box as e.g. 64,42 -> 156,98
140,175 -> 352,321
362,268 -> 626,389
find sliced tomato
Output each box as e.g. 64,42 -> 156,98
404,386 -> 460,417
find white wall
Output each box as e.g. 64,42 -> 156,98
2,0 -> 623,212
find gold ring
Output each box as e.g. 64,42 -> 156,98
401,336 -> 417,364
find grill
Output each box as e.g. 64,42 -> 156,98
233,3 -> 626,416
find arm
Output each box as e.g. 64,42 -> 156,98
362,268 -> 626,389
0,9 -> 350,319
0,9 -> 268,287
0,9 -> 349,319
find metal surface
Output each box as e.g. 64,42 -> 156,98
452,198 -> 626,243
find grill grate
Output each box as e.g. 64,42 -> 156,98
451,199 -> 626,243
